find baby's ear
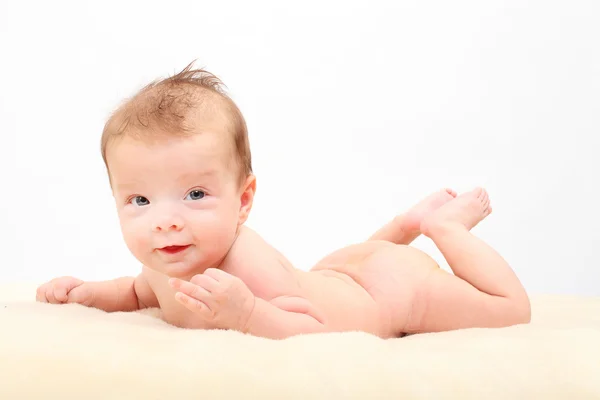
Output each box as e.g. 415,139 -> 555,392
238,174 -> 256,225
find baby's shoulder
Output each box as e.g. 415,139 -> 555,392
224,227 -> 299,298
226,226 -> 293,269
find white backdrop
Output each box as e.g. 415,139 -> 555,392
0,0 -> 598,295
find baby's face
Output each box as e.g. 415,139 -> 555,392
106,131 -> 250,278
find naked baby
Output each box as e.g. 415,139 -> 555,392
36,64 -> 531,339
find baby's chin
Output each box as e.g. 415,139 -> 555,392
147,258 -> 215,279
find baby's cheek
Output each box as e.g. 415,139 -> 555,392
194,213 -> 237,250
120,220 -> 150,258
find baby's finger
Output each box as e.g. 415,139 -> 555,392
36,287 -> 49,303
190,274 -> 219,293
203,268 -> 232,282
53,285 -> 68,303
175,292 -> 212,316
45,288 -> 58,304
170,279 -> 212,305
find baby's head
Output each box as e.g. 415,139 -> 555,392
101,62 -> 255,277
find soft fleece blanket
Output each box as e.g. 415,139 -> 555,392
1,283 -> 599,399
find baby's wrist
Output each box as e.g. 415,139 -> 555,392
240,295 -> 257,334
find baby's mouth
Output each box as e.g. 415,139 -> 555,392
159,245 -> 191,254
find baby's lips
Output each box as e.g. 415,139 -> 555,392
159,244 -> 191,254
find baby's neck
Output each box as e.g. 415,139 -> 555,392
173,227 -> 246,281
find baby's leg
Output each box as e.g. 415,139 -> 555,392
368,188 -> 456,245
405,188 -> 530,333
314,189 -> 457,268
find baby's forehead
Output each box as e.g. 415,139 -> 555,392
112,128 -> 233,164
107,133 -> 237,189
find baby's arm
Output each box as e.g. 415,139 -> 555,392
86,274 -> 158,312
244,296 -> 327,339
37,273 -> 158,312
170,268 -> 327,339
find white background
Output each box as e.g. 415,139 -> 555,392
0,0 -> 598,296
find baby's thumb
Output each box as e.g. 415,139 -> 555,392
67,283 -> 92,306
53,285 -> 69,302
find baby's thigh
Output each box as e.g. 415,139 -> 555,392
352,245 -> 440,333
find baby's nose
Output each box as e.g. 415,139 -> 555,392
152,214 -> 184,232
154,222 -> 183,232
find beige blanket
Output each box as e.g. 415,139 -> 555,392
1,283 -> 599,399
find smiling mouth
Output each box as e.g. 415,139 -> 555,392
159,245 -> 191,254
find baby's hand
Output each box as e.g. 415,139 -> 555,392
36,277 -> 94,305
169,269 -> 255,332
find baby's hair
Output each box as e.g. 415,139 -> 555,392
100,61 -> 252,182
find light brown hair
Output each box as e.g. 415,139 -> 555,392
100,61 -> 252,182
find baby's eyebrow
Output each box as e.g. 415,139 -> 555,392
114,179 -> 146,192
176,169 -> 219,182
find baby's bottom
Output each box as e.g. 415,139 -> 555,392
310,240 -> 438,338
311,188 -> 529,336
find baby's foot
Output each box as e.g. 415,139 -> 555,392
420,187 -> 492,237
401,188 -> 457,233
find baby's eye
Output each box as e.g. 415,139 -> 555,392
185,190 -> 206,201
130,196 -> 150,207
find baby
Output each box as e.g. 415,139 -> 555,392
36,63 -> 531,339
